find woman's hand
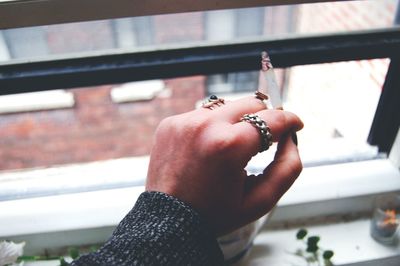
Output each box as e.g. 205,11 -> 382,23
146,96 -> 303,235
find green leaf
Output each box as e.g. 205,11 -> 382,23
306,244 -> 319,253
307,236 -> 320,245
323,250 -> 334,259
296,229 -> 308,239
69,247 -> 80,259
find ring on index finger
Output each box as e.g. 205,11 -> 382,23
241,113 -> 273,152
202,94 -> 225,110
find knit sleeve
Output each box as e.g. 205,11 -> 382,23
71,191 -> 225,266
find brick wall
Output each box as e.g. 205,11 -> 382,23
0,77 -> 205,170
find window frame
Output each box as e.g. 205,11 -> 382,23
0,0 -> 400,262
0,0 -> 350,29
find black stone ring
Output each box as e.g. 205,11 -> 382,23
202,95 -> 225,109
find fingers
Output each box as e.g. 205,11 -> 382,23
213,96 -> 267,123
232,109 -> 303,160
240,133 -> 302,224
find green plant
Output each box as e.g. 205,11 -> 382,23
294,228 -> 335,266
13,244 -> 100,266
16,248 -> 78,266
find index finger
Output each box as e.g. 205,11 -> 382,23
213,96 -> 267,123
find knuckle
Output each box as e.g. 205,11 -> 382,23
157,114 -> 217,149
184,116 -> 210,134
273,111 -> 287,129
158,114 -> 210,135
210,132 -> 235,154
202,126 -> 238,156
159,116 -> 173,128
156,116 -> 176,134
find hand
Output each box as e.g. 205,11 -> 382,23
146,96 -> 303,235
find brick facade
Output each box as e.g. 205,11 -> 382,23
0,77 -> 205,170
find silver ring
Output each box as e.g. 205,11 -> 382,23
241,113 -> 273,152
202,95 -> 225,109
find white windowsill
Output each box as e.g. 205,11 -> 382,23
0,156 -> 149,201
1,159 -> 399,263
239,218 -> 400,266
0,90 -> 74,114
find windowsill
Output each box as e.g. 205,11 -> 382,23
1,158 -> 399,261
0,156 -> 148,201
0,90 -> 74,114
239,218 -> 400,266
12,222 -> 400,266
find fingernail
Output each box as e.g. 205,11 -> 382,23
291,132 -> 298,146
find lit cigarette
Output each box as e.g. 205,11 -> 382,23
258,51 -> 283,110
257,51 -> 298,145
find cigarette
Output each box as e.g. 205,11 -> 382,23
259,51 -> 283,110
259,51 -> 298,145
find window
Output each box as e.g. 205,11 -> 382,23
0,0 -> 399,261
0,0 -> 398,194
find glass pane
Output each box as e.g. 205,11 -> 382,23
206,58 -> 389,168
285,58 -> 389,168
0,57 -> 389,199
0,77 -> 207,200
0,0 -> 395,199
0,0 -> 397,63
286,59 -> 389,145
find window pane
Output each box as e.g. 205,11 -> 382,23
0,0 -> 395,200
0,0 -> 397,63
207,59 -> 389,167
286,59 -> 390,145
0,57 -> 389,199
286,59 -> 389,166
0,77 -> 206,200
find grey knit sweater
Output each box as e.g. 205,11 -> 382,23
71,191 -> 225,265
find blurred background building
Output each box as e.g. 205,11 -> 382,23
0,0 -> 396,171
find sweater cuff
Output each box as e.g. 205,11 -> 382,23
74,191 -> 224,266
